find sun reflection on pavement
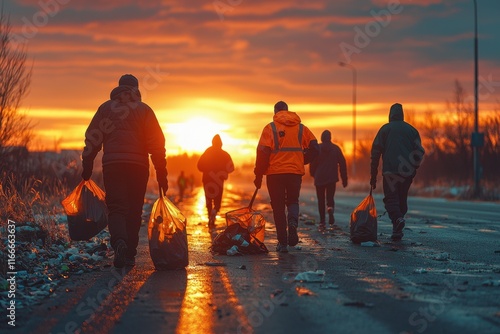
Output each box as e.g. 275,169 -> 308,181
176,270 -> 214,334
175,188 -> 253,333
176,189 -> 215,333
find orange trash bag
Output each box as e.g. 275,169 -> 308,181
148,193 -> 188,270
349,189 -> 378,243
212,188 -> 268,255
225,188 -> 266,243
61,180 -> 108,241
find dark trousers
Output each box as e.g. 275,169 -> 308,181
266,174 -> 302,245
382,174 -> 413,223
202,181 -> 224,215
315,182 -> 336,223
103,163 -> 149,257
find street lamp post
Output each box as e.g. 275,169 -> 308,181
472,0 -> 483,197
339,61 -> 357,177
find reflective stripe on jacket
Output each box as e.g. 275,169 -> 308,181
257,111 -> 317,175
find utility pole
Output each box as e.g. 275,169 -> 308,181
472,0 -> 484,197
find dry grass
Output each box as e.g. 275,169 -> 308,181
0,173 -> 69,248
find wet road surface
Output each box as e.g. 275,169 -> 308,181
10,183 -> 500,334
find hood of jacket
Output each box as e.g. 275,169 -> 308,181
212,134 -> 222,148
321,130 -> 332,143
389,103 -> 404,122
110,86 -> 142,102
273,110 -> 301,127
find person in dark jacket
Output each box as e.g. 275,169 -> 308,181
197,134 -> 234,228
81,74 -> 168,268
254,101 -> 319,253
370,103 -> 424,241
310,130 -> 348,229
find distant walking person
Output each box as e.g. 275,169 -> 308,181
197,134 -> 234,227
177,171 -> 187,202
81,74 -> 168,268
254,101 -> 319,253
310,130 -> 348,229
370,103 -> 425,241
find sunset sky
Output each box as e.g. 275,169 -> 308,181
5,0 -> 500,164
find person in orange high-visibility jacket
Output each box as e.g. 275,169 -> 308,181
254,101 -> 319,253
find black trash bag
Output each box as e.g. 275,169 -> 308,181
148,194 -> 188,270
211,223 -> 268,255
350,189 -> 378,244
62,180 -> 108,241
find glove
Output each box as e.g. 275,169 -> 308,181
342,179 -> 348,188
81,163 -> 92,181
157,171 -> 168,196
253,174 -> 263,189
158,180 -> 168,196
370,176 -> 376,190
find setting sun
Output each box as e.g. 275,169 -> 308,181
164,117 -> 231,155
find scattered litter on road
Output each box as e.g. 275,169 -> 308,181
411,242 -> 423,246
238,265 -> 247,270
294,270 -> 326,282
282,272 -> 298,283
320,282 -> 339,289
204,262 -> 227,266
361,241 -> 380,247
295,285 -> 316,296
343,301 -> 374,308
388,247 -> 399,252
435,268 -> 453,274
304,220 -> 315,225
270,289 -> 284,299
481,280 -> 500,287
414,268 -> 428,274
226,245 -> 242,256
433,252 -> 450,261
294,245 -> 302,250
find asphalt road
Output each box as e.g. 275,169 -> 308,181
11,184 -> 500,334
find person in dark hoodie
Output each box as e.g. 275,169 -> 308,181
310,130 -> 348,229
81,74 -> 168,268
370,103 -> 425,241
197,134 -> 234,228
254,101 -> 319,253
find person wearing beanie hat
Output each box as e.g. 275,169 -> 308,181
310,130 -> 348,229
370,103 -> 425,241
81,74 -> 168,268
119,74 -> 139,88
254,101 -> 319,253
197,134 -> 234,228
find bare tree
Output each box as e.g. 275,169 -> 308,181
0,4 -> 33,154
444,80 -> 473,153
